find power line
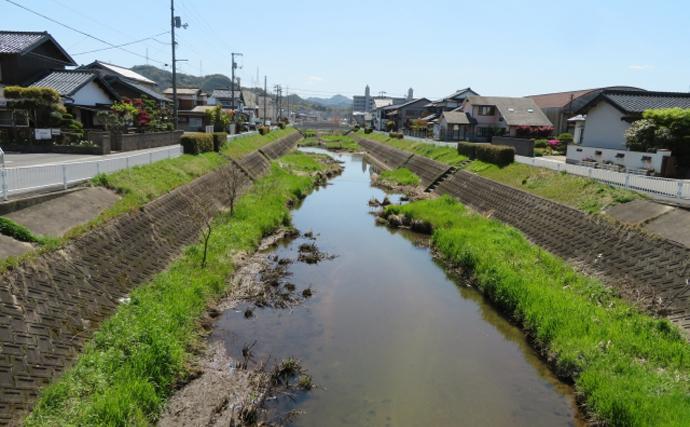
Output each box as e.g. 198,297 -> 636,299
4,0 -> 168,65
72,31 -> 170,56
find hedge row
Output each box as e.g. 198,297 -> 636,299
258,126 -> 270,135
180,134 -> 213,155
457,142 -> 477,158
364,127 -> 373,134
388,132 -> 404,139
212,132 -> 227,152
278,121 -> 286,130
476,144 -> 515,166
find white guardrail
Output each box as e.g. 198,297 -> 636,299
515,155 -> 690,203
1,145 -> 184,201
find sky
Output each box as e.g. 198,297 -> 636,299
4,0 -> 689,101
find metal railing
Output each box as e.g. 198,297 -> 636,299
516,155 -> 689,203
1,145 -> 184,201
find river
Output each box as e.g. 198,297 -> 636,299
211,148 -> 584,426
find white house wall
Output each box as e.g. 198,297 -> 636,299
582,101 -> 630,149
71,82 -> 114,106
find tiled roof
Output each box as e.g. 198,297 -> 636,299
0,31 -> 45,53
84,61 -> 156,86
442,111 -> 473,125
163,88 -> 201,95
603,90 -> 690,114
29,71 -> 97,96
429,87 -> 476,105
467,95 -> 553,127
104,76 -> 171,102
210,89 -> 242,99
527,86 -> 644,109
373,98 -> 393,109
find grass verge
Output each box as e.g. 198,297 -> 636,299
24,153 -> 328,427
383,196 -> 690,427
222,128 -> 297,158
321,134 -> 360,150
466,160 -> 646,214
380,168 -> 420,186
355,130 -> 467,164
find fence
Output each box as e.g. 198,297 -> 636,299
515,155 -> 690,203
1,145 -> 184,201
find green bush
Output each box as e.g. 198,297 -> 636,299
180,134 -> 213,155
364,127 -> 373,134
386,121 -> 396,132
0,217 -> 39,243
557,133 -> 574,146
277,121 -> 286,130
212,132 -> 227,152
258,126 -> 270,136
534,139 -> 549,148
476,144 -> 515,166
457,142 -> 477,159
535,148 -> 546,157
353,125 -> 360,132
388,132 -> 404,139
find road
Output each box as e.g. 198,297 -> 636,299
1,145 -> 182,168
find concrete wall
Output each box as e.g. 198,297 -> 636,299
112,131 -> 183,152
492,136 -> 535,157
581,101 -> 630,149
566,144 -> 672,173
71,81 -> 114,106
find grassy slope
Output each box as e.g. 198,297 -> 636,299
25,154 -> 328,427
355,130 -> 467,165
380,168 -> 420,186
222,128 -> 296,158
467,161 -> 646,214
384,196 -> 690,427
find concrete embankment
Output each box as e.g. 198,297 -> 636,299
0,133 -> 300,425
355,136 -> 690,333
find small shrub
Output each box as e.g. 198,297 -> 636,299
212,132 -> 228,152
353,125 -> 360,132
277,121 -> 286,130
534,139 -> 549,148
258,126 -> 270,136
364,127 -> 373,134
386,121 -> 396,132
535,148 -> 546,157
557,133 -> 574,148
457,142 -> 477,159
476,144 -> 515,166
180,134 -> 213,155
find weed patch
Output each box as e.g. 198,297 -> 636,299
355,131 -> 467,164
380,168 -> 420,186
383,196 -> 690,426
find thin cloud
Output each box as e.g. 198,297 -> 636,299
307,76 -> 324,85
629,65 -> 654,70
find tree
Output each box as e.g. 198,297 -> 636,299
205,104 -> 231,132
4,86 -> 62,128
624,108 -> 690,155
217,162 -> 246,217
180,187 -> 219,268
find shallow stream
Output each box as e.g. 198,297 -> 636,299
212,149 -> 585,426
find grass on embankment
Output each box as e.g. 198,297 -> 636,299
466,160 -> 646,214
383,196 -> 690,427
380,168 -> 420,186
320,134 -> 360,150
355,130 -> 467,165
24,154 -> 328,427
222,128 -> 297,158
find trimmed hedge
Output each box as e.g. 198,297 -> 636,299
258,126 -> 270,136
277,121 -> 286,130
212,132 -> 228,152
389,132 -> 404,139
457,142 -> 477,159
364,127 -> 373,134
476,144 -> 515,166
180,134 -> 213,155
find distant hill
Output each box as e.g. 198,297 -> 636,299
131,65 -> 232,93
307,94 -> 352,108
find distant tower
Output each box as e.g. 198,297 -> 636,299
365,84 -> 371,111
408,88 -> 413,100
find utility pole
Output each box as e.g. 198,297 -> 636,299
286,86 -> 290,123
264,76 -> 267,125
231,53 -> 243,110
170,0 -> 177,129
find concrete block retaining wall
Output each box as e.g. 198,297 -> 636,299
112,131 -> 183,152
404,155 -> 450,187
359,138 -> 690,334
492,136 -> 535,157
0,132 -> 300,424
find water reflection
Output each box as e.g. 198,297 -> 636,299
212,148 -> 584,427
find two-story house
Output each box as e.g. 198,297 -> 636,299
384,98 -> 431,131
207,89 -> 244,110
460,96 -> 553,142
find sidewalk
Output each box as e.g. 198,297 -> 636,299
2,144 -> 182,168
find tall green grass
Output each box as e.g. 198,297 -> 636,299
24,155 -> 323,427
321,134 -> 360,150
355,130 -> 466,164
384,196 -> 690,427
380,168 -> 420,186
467,160 -> 645,213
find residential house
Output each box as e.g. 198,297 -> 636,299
103,75 -> 171,106
526,86 -> 643,135
0,30 -> 76,126
437,111 -> 474,141
574,89 -> 690,150
207,89 -> 244,110
28,69 -> 121,128
460,96 -> 552,142
372,98 -> 395,130
241,90 -> 260,125
257,95 -> 276,123
385,98 -> 431,131
79,61 -> 157,90
162,87 -> 207,110
424,88 -> 479,123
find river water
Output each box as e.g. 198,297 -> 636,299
211,149 -> 584,426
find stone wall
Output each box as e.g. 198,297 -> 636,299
359,137 -> 690,334
492,136 -> 535,157
112,131 -> 183,152
0,131 -> 300,425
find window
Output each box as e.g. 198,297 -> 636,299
478,106 -> 495,116
477,127 -> 491,137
